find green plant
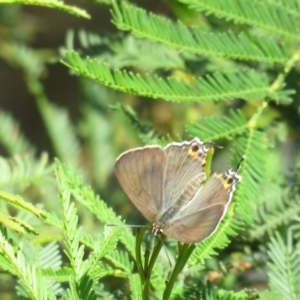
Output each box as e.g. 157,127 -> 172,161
0,0 -> 300,299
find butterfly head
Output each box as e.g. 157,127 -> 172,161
152,222 -> 163,236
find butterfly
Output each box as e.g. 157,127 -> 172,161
115,138 -> 242,244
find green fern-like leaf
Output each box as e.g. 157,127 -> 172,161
249,183 -> 300,239
37,100 -> 81,166
106,249 -> 134,274
17,241 -> 63,297
93,283 -> 117,300
63,51 -> 287,103
264,0 -> 300,18
2,44 -> 81,167
0,227 -> 50,299
111,1 -> 290,63
129,274 -> 143,300
188,216 -> 243,265
186,109 -> 248,141
267,232 -> 300,299
180,0 -> 300,42
111,103 -> 162,144
81,105 -> 116,188
0,228 -> 18,276
63,30 -> 186,71
0,43 -> 45,78
39,242 -> 62,270
53,159 -> 136,258
0,189 -> 45,218
77,273 -> 97,300
150,260 -> 168,299
54,162 -> 88,298
0,213 -> 38,234
15,262 -> 47,299
0,0 -> 90,19
41,266 -> 72,282
86,264 -> 115,281
232,131 -> 270,223
85,227 -> 124,280
0,153 -> 50,189
0,110 -> 35,155
173,279 -> 253,299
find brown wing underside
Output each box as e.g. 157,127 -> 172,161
115,146 -> 165,222
162,139 -> 208,211
163,172 -> 241,243
163,204 -> 225,244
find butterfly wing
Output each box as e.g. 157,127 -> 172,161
180,170 -> 242,214
162,138 -> 209,211
163,170 -> 242,243
163,204 -> 225,243
115,146 -> 165,222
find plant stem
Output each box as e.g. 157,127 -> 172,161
163,243 -> 196,300
136,227 -> 148,285
249,49 -> 300,128
142,236 -> 164,300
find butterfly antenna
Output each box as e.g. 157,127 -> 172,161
204,141 -> 223,149
235,155 -> 246,173
106,223 -> 150,229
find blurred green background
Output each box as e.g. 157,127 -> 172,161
1,0 -> 300,298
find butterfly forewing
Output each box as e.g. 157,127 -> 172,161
115,146 -> 165,222
162,138 -> 209,211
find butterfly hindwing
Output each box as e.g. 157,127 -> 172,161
163,169 -> 242,243
178,170 -> 241,215
163,204 -> 226,244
